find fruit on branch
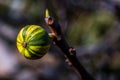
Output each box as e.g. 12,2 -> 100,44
16,25 -> 50,59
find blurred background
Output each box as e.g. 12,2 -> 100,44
0,0 -> 120,80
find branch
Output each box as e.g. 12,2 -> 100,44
45,10 -> 95,80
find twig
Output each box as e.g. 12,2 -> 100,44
45,11 -> 95,80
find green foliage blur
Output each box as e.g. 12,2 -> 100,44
67,10 -> 115,46
0,0 -> 120,80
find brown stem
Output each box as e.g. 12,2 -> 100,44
53,37 -> 94,80
45,17 -> 95,80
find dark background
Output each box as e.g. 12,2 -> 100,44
0,0 -> 120,80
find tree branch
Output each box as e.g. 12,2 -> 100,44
45,15 -> 95,80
